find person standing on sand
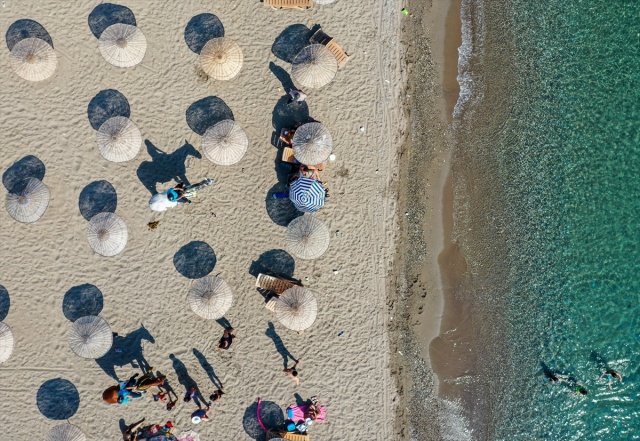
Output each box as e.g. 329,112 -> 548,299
122,418 -> 145,441
217,327 -> 236,351
284,358 -> 301,385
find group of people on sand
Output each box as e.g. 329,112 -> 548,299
545,366 -> 623,396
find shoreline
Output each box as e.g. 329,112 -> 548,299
390,0 -> 467,438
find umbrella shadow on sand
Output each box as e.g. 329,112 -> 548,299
95,325 -> 154,381
184,13 -> 224,54
136,140 -> 201,195
62,284 -> 104,322
243,400 -> 285,440
2,155 -> 46,191
87,89 -> 131,131
36,378 -> 80,420
173,241 -> 217,279
79,180 -> 117,220
5,19 -> 53,50
271,24 -> 316,63
249,249 -> 296,279
186,96 -> 234,136
0,285 -> 8,322
88,3 -> 137,39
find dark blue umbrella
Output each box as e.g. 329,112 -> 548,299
289,177 -> 325,213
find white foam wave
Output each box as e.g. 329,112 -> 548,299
437,398 -> 473,441
453,0 -> 486,123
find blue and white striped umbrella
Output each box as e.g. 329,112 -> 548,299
289,178 -> 325,213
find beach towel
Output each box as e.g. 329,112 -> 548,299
286,404 -> 327,422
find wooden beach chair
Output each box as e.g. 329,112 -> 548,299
309,27 -> 351,69
282,147 -> 296,164
256,273 -> 301,295
280,432 -> 310,441
263,0 -> 313,10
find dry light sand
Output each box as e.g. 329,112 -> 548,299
0,0 -> 405,440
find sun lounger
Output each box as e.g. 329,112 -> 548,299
309,27 -> 351,69
282,147 -> 296,164
326,40 -> 351,69
263,0 -> 313,10
256,273 -> 302,295
265,296 -> 278,312
279,433 -> 309,441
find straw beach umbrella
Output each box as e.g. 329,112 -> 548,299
292,122 -> 333,165
202,120 -> 248,165
291,44 -> 337,89
5,177 -> 50,223
98,23 -> 147,67
87,212 -> 128,257
199,37 -> 243,80
96,116 -> 142,162
275,286 -> 318,332
0,322 -> 14,364
286,215 -> 330,260
10,37 -> 57,81
289,177 -> 326,213
45,424 -> 86,441
188,276 -> 233,320
68,315 -> 112,359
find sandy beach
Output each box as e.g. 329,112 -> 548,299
0,1 -> 405,439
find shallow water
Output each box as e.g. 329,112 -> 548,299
452,0 -> 640,439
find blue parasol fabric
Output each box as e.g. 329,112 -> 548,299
289,178 -> 325,213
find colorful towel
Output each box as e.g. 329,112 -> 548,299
287,404 -> 327,422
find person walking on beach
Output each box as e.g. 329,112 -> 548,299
284,358 -> 301,385
122,418 -> 145,441
600,369 -> 623,388
184,386 -> 198,403
217,327 -> 236,351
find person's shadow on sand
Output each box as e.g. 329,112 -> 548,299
193,348 -> 223,390
136,139 -> 201,195
265,322 -> 297,368
96,325 -> 154,381
170,353 -> 206,408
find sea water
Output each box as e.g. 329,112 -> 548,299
452,0 -> 640,439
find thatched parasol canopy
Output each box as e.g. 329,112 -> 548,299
199,37 -> 243,81
274,286 -> 318,332
5,177 -> 50,223
68,315 -> 113,359
45,424 -> 86,441
286,215 -> 330,260
291,44 -> 337,89
10,37 -> 57,81
96,116 -> 142,162
188,276 -> 233,320
98,23 -> 147,67
87,212 -> 128,257
292,122 -> 333,166
202,120 -> 248,165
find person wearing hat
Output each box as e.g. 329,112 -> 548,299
191,406 -> 211,424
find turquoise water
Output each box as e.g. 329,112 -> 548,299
454,0 -> 640,439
